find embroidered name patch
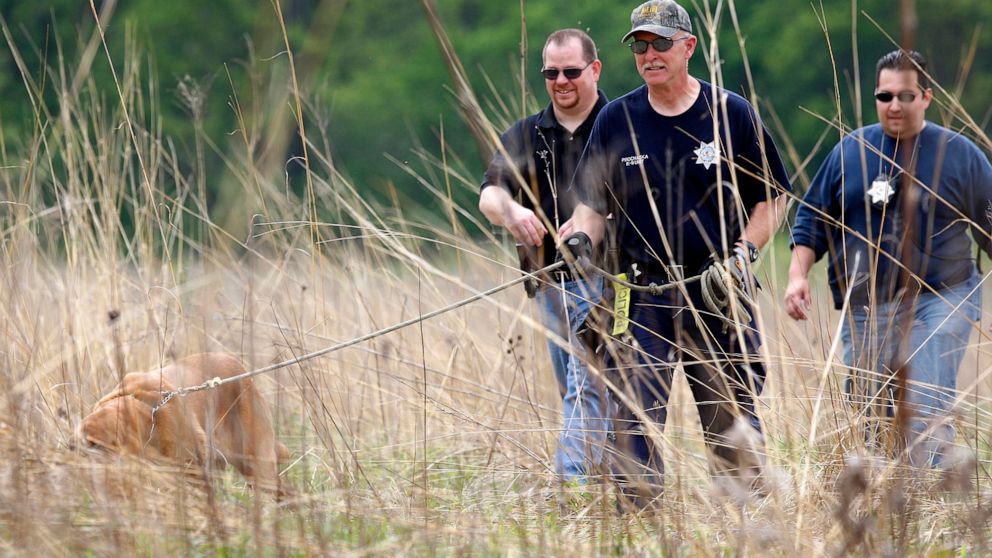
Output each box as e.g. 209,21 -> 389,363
621,154 -> 649,167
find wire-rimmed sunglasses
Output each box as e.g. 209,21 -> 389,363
874,91 -> 918,103
628,36 -> 689,54
541,60 -> 593,81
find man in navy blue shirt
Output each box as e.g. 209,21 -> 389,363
479,29 -> 609,483
786,50 -> 992,467
564,0 -> 791,508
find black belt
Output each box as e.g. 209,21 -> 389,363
627,260 -> 681,285
551,267 -> 575,282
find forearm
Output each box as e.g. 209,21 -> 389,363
567,203 -> 607,247
788,244 -> 817,280
478,185 -> 515,227
740,194 -> 787,250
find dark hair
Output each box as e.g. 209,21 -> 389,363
875,49 -> 930,90
544,29 -> 598,64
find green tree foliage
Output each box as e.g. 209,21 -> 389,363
0,0 -> 989,215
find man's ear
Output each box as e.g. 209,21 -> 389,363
590,59 -> 603,81
684,35 -> 697,59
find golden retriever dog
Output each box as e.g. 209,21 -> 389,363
79,352 -> 289,492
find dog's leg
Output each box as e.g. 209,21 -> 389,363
231,380 -> 281,493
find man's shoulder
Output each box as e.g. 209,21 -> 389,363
923,121 -> 983,152
499,107 -> 550,145
605,86 -> 647,109
505,110 -> 544,133
591,87 -> 647,125
711,84 -> 748,107
697,81 -> 754,114
836,124 -> 883,148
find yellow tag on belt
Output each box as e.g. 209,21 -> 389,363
612,273 -> 631,336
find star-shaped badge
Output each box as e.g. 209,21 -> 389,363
693,140 -> 720,170
867,177 -> 895,205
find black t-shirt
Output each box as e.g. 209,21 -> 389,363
482,91 -> 608,266
573,81 -> 791,274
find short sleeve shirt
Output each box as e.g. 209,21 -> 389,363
482,91 -> 608,266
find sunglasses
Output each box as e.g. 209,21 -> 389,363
541,61 -> 593,81
874,91 -> 918,103
628,36 -> 689,54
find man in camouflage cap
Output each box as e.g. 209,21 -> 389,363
562,0 -> 791,509
620,0 -> 691,42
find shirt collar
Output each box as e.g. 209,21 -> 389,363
536,90 -> 609,130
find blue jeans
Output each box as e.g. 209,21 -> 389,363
841,273 -> 980,467
536,276 -> 608,480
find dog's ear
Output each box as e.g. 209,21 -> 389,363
145,395 -> 210,467
93,387 -> 128,411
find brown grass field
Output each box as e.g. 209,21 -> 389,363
3,5 -> 992,557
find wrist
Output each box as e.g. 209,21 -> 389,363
734,239 -> 759,263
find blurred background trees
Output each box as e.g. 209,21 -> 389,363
1,0 -> 989,220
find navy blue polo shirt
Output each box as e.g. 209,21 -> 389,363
791,122 -> 992,308
482,91 -> 608,266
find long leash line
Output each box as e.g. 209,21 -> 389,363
151,260 -> 727,414
152,260 -> 565,413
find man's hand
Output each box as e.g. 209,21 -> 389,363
702,243 -> 757,295
478,185 -> 547,246
699,243 -> 758,322
503,204 -> 547,247
557,216 -> 576,244
784,245 -> 816,321
784,276 -> 812,320
559,232 -> 594,276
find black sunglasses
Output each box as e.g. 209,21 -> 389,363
628,36 -> 689,54
541,61 -> 593,80
874,91 -> 918,103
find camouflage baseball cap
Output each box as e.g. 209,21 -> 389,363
621,0 -> 692,43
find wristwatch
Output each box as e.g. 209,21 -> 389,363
735,239 -> 759,263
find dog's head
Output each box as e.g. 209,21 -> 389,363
78,372 -> 209,466
77,394 -> 165,459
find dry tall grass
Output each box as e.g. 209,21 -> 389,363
2,6 -> 992,558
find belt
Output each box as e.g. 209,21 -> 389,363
551,267 -> 575,282
628,260 -> 682,285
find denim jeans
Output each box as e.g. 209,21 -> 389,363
536,276 -> 608,480
841,272 -> 980,467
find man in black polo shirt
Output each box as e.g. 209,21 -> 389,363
479,28 -> 609,483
